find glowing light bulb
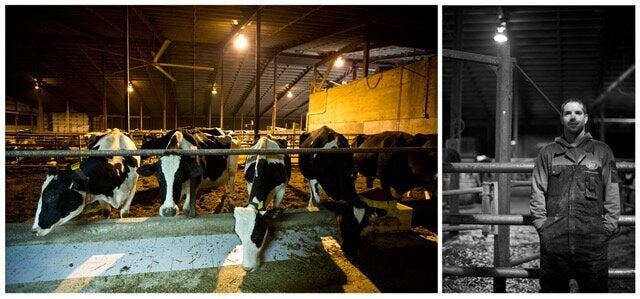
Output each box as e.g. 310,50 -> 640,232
494,22 -> 508,43
234,34 -> 248,50
334,56 -> 344,67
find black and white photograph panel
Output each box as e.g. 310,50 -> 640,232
441,6 -> 635,293
4,5 -> 438,293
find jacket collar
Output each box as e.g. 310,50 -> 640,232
554,132 -> 592,149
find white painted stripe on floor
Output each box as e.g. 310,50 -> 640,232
6,226 -> 335,285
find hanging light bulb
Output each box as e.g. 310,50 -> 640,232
35,81 -> 40,90
334,56 -> 345,67
234,33 -> 248,50
493,21 -> 508,43
128,82 -> 134,93
212,85 -> 218,95
287,91 -> 293,98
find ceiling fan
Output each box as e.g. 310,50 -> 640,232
143,39 -> 214,82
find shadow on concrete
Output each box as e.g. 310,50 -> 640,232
345,231 -> 438,292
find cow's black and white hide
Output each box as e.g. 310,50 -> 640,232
234,136 -> 292,271
353,131 -> 437,200
136,128 -> 239,217
32,128 -> 140,236
322,199 -> 387,255
299,126 -> 359,208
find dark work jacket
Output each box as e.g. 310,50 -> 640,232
530,133 -> 620,260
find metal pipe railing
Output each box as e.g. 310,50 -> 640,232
442,187 -> 483,196
443,266 -> 634,279
5,147 -> 434,158
444,162 -> 635,173
444,214 -> 635,226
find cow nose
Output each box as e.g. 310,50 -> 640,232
242,265 -> 255,272
31,229 -> 38,235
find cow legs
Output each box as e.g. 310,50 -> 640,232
182,178 -> 199,217
119,176 -> 138,218
308,179 -> 322,208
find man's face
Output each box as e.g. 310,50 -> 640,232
561,101 -> 588,135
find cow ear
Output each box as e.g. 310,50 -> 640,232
185,160 -> 203,178
137,163 -> 157,176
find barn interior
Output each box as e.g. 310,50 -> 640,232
443,6 -> 635,160
5,5 -> 436,135
4,5 -> 438,293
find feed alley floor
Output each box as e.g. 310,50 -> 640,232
5,208 -> 437,292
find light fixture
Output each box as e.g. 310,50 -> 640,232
234,33 -> 248,50
493,21 -> 508,43
334,56 -> 345,67
128,82 -> 134,93
212,84 -> 218,95
35,81 -> 40,90
287,91 -> 293,98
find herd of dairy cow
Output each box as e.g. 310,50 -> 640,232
31,126 -> 436,271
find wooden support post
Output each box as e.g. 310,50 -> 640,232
66,99 -> 70,132
254,9 -> 261,141
493,42 -> 513,293
220,58 -> 225,129
124,6 -> 130,132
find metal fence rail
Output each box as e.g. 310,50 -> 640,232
444,214 -> 636,226
5,147 -> 434,158
443,266 -> 635,279
444,162 -> 635,173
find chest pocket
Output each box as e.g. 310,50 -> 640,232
547,164 -> 569,197
583,169 -> 602,201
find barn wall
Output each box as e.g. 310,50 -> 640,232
307,57 -> 437,135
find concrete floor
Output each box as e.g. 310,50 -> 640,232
5,209 -> 370,292
6,206 -> 437,293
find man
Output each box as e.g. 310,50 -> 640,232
530,98 -> 620,292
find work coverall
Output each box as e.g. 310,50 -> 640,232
530,133 -> 620,292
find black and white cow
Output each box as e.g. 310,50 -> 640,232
32,128 -> 140,236
353,131 -> 437,199
299,126 -> 386,254
299,126 -> 359,207
136,128 -> 239,217
234,136 -> 291,271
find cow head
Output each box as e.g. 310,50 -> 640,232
233,205 -> 278,272
32,168 -> 87,236
321,199 -> 387,255
137,154 -> 202,217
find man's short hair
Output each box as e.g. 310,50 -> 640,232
560,98 -> 588,115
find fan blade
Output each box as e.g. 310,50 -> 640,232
157,63 -> 214,72
153,64 -> 177,82
153,40 -> 172,63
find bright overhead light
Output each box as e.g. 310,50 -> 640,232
234,33 -> 248,50
334,56 -> 344,67
35,82 -> 40,90
128,82 -> 134,93
493,22 -> 508,43
212,86 -> 218,95
287,91 -> 293,98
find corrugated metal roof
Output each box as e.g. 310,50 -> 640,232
5,5 -> 437,130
